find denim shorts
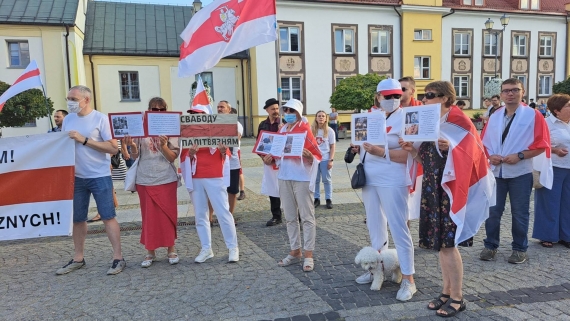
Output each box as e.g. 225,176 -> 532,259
73,176 -> 116,223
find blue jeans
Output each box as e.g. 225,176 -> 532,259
484,173 -> 533,252
314,160 -> 332,200
329,123 -> 339,141
73,176 -> 116,223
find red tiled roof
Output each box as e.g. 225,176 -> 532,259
442,0 -> 568,15
289,0 -> 400,5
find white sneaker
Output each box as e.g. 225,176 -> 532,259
356,271 -> 373,284
396,279 -> 417,301
228,248 -> 239,263
194,249 -> 214,263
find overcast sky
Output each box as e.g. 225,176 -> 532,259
96,0 -> 215,6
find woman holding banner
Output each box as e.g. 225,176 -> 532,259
124,97 -> 181,268
272,99 -> 322,272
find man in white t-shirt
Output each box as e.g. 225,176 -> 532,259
57,85 -> 125,276
217,101 -> 243,215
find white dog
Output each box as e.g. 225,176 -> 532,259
354,247 -> 402,291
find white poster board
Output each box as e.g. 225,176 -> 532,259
350,113 -> 387,146
108,112 -> 145,138
401,103 -> 441,142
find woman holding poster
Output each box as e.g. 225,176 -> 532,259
124,97 -> 181,268
311,111 -> 336,209
399,81 -> 494,317
272,99 -> 322,272
349,78 -> 417,302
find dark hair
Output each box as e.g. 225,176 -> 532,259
491,94 -> 500,100
483,98 -> 490,101
55,109 -> 68,116
230,107 -> 237,114
456,100 -> 466,106
148,97 -> 168,110
398,76 -> 416,87
424,81 -> 455,108
501,78 -> 524,88
547,94 -> 570,117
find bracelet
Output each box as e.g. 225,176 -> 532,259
83,137 -> 88,145
412,151 -> 418,158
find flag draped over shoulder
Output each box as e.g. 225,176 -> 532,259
0,60 -> 43,112
178,0 -> 277,77
440,106 -> 496,245
481,104 -> 553,189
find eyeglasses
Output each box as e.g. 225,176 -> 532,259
424,92 -> 445,100
65,97 -> 84,102
384,94 -> 402,100
151,108 -> 167,111
501,88 -> 522,94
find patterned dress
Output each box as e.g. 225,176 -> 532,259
418,141 -> 473,251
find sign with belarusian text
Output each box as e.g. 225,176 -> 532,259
180,114 -> 239,148
0,132 -> 75,241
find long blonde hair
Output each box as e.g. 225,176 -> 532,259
311,110 -> 329,139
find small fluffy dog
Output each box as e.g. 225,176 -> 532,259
354,247 -> 402,291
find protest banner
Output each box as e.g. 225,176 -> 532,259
108,112 -> 145,138
0,132 -> 74,241
401,103 -> 441,142
145,111 -> 182,137
180,114 -> 239,147
350,113 -> 387,146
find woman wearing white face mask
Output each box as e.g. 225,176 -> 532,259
349,78 -> 417,301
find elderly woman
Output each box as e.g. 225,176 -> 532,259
348,78 -> 417,301
269,99 -> 322,272
311,110 -> 336,209
124,97 -> 181,267
400,81 -> 493,317
533,94 -> 570,248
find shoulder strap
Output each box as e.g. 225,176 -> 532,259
502,113 -> 516,144
362,151 -> 367,163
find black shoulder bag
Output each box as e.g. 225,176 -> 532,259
351,152 -> 367,189
111,150 -> 122,169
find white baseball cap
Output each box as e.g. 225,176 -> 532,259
376,78 -> 403,96
282,99 -> 303,115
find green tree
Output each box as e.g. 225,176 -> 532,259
553,77 -> 570,95
329,73 -> 385,111
0,81 -> 54,128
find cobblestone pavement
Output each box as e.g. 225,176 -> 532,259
1,138 -> 569,320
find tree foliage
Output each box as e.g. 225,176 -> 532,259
329,73 -> 386,111
553,77 -> 570,95
0,81 -> 54,128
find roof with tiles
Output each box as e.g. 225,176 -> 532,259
442,0 -> 568,15
0,0 -> 79,25
286,0 -> 400,5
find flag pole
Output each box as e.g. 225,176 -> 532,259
41,84 -> 55,131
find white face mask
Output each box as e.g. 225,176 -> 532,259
67,100 -> 82,113
380,99 -> 400,113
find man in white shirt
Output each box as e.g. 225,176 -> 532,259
217,101 -> 243,215
57,85 -> 125,275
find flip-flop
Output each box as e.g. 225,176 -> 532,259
540,241 -> 553,248
87,216 -> 101,223
278,255 -> 302,267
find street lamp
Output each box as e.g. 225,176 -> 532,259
485,14 -> 509,78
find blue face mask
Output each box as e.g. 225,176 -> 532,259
284,113 -> 297,123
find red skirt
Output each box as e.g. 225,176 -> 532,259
137,181 -> 178,250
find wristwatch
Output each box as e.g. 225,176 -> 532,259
517,152 -> 525,160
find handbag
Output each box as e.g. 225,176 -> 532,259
124,158 -> 139,192
532,170 -> 543,189
351,152 -> 367,189
111,150 -> 122,169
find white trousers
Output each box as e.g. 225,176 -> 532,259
190,178 -> 238,250
362,185 -> 415,275
278,179 -> 316,251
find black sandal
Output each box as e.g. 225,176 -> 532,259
540,241 -> 554,248
559,240 -> 570,248
427,293 -> 450,310
436,299 -> 466,318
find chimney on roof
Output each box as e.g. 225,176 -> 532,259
193,0 -> 203,14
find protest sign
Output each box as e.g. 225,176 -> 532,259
401,103 -> 441,142
253,131 -> 306,158
0,132 -> 74,241
180,114 -> 239,147
145,111 -> 182,137
351,113 -> 387,146
108,112 -> 145,138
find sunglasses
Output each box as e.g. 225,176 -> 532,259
384,94 -> 402,100
424,92 -> 445,100
151,108 -> 167,111
401,87 -> 408,92
282,107 -> 294,113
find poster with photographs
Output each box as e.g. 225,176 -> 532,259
350,113 -> 387,146
253,131 -> 305,158
108,112 -> 145,138
401,103 -> 441,142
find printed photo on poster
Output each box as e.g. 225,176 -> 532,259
108,112 -> 145,138
252,131 -> 305,158
400,103 -> 441,142
350,113 -> 386,146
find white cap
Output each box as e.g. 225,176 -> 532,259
376,78 -> 403,96
282,99 -> 303,115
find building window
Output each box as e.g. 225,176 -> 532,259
119,71 -> 140,101
454,76 -> 469,98
483,75 -> 494,87
335,77 -> 346,87
539,36 -> 553,57
484,33 -> 498,56
515,75 -> 527,91
414,57 -> 430,79
521,0 -> 539,10
371,30 -> 390,54
512,35 -> 527,56
279,27 -> 300,53
538,75 -> 552,96
281,77 -> 302,101
21,119 -> 37,127
335,29 -> 354,54
195,72 -> 214,99
462,0 -> 483,5
454,32 -> 470,56
8,41 -> 30,68
414,30 -> 432,41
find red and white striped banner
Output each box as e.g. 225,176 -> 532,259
0,132 -> 75,241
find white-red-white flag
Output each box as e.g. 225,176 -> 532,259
178,0 -> 277,77
191,75 -> 213,114
0,60 -> 43,112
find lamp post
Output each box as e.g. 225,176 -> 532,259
485,14 -> 510,78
